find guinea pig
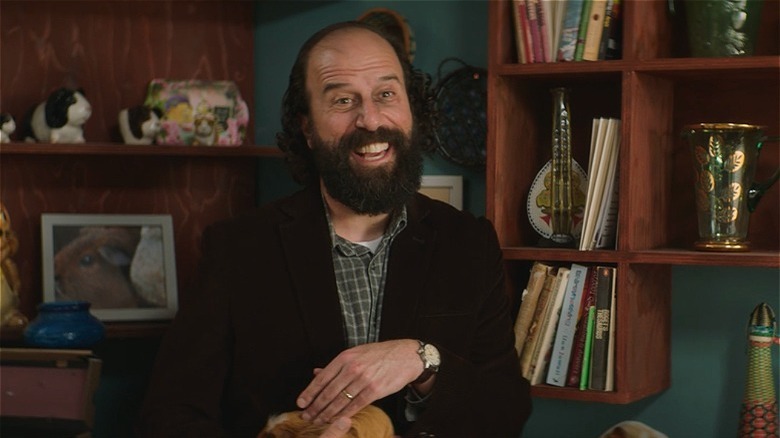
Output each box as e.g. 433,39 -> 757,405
0,113 -> 15,143
29,87 -> 92,143
54,226 -> 142,309
257,405 -> 394,438
118,105 -> 163,145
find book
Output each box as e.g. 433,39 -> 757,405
565,266 -> 598,387
591,119 -> 621,249
529,267 -> 571,385
513,262 -> 553,356
588,266 -> 615,391
511,0 -> 533,64
536,0 -> 552,62
557,0 -> 585,61
604,267 -> 617,391
573,0 -> 592,61
526,0 -> 545,63
602,0 -> 623,60
545,0 -> 566,63
519,268 -> 559,379
597,0 -> 619,60
581,0 -> 607,61
546,263 -> 589,386
579,305 -> 596,390
579,118 -> 621,250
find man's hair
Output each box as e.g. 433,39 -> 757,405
276,21 -> 437,185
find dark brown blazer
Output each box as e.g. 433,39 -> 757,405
139,184 -> 531,437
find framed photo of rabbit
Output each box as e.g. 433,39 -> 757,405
41,214 -> 178,321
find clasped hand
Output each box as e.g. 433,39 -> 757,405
296,339 -> 423,425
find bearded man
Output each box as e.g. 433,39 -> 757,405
139,21 -> 531,438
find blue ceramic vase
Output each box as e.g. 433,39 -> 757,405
24,301 -> 105,348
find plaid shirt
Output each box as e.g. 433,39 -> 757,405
326,204 -> 408,347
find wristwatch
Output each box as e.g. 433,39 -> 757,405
413,340 -> 441,384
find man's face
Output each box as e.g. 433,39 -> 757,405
303,28 -> 419,214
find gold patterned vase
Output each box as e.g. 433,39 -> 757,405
682,123 -> 779,251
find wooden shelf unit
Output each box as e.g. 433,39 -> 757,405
0,1 -> 278,337
487,0 -> 779,403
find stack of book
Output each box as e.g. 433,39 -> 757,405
579,117 -> 621,251
513,262 -> 617,391
512,0 -> 622,63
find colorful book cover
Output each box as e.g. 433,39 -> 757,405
557,0 -> 585,61
588,266 -> 615,390
546,263 -> 589,386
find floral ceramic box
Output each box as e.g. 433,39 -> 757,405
143,79 -> 249,146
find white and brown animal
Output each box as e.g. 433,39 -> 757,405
54,226 -> 142,308
0,113 -> 15,143
258,405 -> 394,438
28,87 -> 92,143
118,105 -> 162,145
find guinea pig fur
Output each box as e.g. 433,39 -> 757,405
257,405 -> 394,438
119,105 -> 162,145
29,87 -> 91,143
54,226 -> 142,309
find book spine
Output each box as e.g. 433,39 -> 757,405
513,262 -> 552,354
604,0 -> 623,60
565,267 -> 598,387
519,270 -> 558,379
526,0 -> 545,63
511,0 -> 531,64
588,266 -> 615,390
529,268 -> 570,385
573,0 -> 592,61
557,0 -> 585,61
545,263 -> 588,386
582,0 -> 607,61
597,0 -> 615,60
536,0 -> 551,62
579,305 -> 596,390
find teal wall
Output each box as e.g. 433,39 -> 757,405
90,2 -> 779,437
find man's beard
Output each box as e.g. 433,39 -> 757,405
311,127 -> 423,215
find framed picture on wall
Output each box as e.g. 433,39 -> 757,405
41,214 -> 178,321
419,175 -> 463,210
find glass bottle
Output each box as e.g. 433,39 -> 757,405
549,87 -> 575,246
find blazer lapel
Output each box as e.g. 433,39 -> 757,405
278,187 -> 346,358
379,197 -> 436,341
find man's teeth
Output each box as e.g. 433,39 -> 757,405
356,143 -> 389,154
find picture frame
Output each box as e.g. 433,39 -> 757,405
419,175 -> 463,210
41,214 -> 178,321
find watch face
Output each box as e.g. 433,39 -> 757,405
424,344 -> 441,367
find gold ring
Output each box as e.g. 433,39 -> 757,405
342,390 -> 355,400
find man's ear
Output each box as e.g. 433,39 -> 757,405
300,116 -> 314,149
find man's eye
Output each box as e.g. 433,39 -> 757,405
335,97 -> 353,105
380,91 -> 395,99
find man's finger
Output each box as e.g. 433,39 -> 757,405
318,416 -> 351,438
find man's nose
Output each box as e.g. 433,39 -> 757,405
355,100 -> 383,131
